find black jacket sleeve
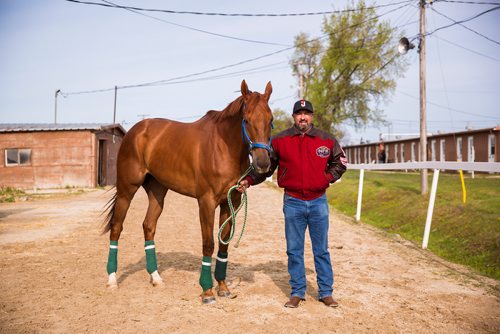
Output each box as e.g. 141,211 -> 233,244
326,140 -> 348,182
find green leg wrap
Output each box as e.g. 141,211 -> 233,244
145,240 -> 158,274
107,240 -> 118,274
214,251 -> 228,281
199,256 -> 213,291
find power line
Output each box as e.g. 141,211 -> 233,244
100,0 -> 291,47
430,35 -> 500,62
434,0 -> 500,5
62,1 -> 414,96
398,90 -> 500,119
65,0 -> 415,17
430,7 -> 500,46
425,5 -> 500,37
61,61 -> 289,96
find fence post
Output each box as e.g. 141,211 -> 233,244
422,169 -> 440,249
355,168 -> 365,222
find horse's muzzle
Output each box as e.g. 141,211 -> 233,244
252,151 -> 271,174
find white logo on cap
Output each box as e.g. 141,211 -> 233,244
301,100 -> 306,107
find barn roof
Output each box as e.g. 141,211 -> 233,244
0,123 -> 126,135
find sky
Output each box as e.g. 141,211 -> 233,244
1,0 -> 499,145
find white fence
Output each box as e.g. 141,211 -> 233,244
347,162 -> 500,249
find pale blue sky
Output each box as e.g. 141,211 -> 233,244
1,0 -> 499,144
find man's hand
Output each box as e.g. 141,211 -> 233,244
236,180 -> 249,193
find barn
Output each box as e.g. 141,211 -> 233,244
0,123 -> 126,189
344,126 -> 499,165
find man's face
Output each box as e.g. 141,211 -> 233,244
293,110 -> 313,132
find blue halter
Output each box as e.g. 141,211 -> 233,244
241,118 -> 272,153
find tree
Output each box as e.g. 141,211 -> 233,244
271,108 -> 293,135
291,1 -> 408,136
290,32 -> 323,99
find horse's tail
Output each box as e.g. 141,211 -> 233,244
101,188 -> 117,235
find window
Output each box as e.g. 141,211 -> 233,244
394,144 -> 398,163
440,139 -> 446,161
488,134 -> 495,162
456,137 -> 463,161
468,136 -> 475,162
400,143 -> 405,162
5,148 -> 32,166
411,142 -> 416,161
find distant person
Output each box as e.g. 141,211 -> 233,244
378,143 -> 386,163
237,99 -> 347,308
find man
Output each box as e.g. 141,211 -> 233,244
378,142 -> 386,163
238,99 -> 347,308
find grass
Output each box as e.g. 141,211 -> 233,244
0,187 -> 26,203
0,186 -> 91,202
327,170 -> 500,280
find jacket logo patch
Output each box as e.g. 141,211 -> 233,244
316,146 -> 330,158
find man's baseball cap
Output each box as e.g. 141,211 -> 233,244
293,99 -> 314,114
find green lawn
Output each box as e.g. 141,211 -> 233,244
327,170 -> 500,280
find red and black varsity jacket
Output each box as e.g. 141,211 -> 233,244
246,125 -> 347,200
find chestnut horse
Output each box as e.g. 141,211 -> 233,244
103,80 -> 273,304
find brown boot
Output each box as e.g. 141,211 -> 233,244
319,296 -> 339,308
284,296 -> 305,308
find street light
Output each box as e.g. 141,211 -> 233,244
398,37 -> 415,55
398,1 -> 428,195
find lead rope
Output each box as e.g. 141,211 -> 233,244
217,165 -> 253,248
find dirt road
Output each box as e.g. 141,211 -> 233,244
0,184 -> 498,333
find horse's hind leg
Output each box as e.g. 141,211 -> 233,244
106,182 -> 141,288
142,174 -> 168,286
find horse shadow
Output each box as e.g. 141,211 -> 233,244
119,251 -> 317,298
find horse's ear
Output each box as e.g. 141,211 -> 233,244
241,80 -> 249,97
264,81 -> 273,102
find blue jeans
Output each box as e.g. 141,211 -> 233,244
283,193 -> 334,299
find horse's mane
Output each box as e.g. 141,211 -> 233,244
201,95 -> 245,123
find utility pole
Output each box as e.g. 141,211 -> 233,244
298,66 -> 304,100
54,89 -> 61,124
419,0 -> 428,194
294,61 -> 305,99
113,86 -> 118,124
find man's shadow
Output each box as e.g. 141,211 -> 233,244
119,251 -> 317,298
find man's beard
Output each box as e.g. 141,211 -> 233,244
297,122 -> 310,132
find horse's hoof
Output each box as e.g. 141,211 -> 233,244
150,270 -> 164,287
106,283 -> 118,289
201,296 -> 216,305
106,273 -> 118,289
151,279 -> 164,287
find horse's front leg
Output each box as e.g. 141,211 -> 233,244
216,196 -> 240,298
198,196 -> 217,304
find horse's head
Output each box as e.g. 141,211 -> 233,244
240,80 -> 273,174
